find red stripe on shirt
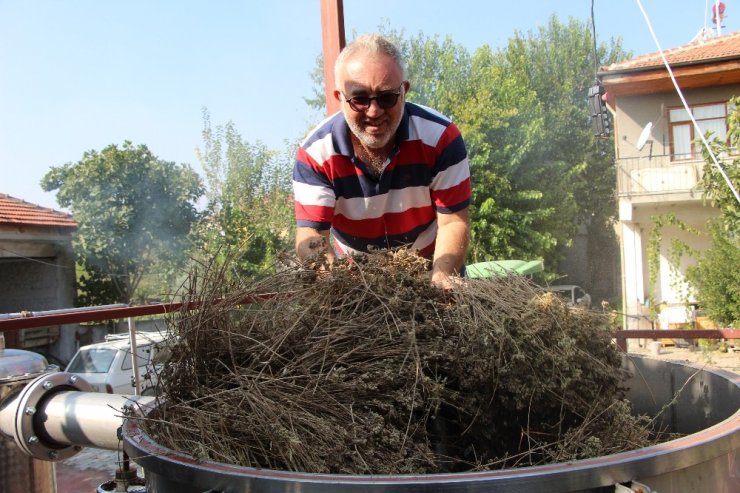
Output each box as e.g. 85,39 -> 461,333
396,139 -> 437,167
417,242 -> 435,258
333,206 -> 435,238
432,178 -> 471,209
295,202 -> 334,225
436,123 -> 462,152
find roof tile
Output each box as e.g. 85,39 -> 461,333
0,194 -> 77,229
603,30 -> 740,72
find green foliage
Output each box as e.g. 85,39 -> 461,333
195,110 -> 295,278
41,142 -> 204,305
687,223 -> 740,326
501,16 -> 627,269
400,18 -> 626,272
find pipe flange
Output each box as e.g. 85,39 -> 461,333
12,371 -> 93,461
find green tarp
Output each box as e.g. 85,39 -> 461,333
465,260 -> 544,279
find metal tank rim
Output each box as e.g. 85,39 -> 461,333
122,355 -> 740,492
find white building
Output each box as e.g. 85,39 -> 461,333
0,193 -> 78,362
599,31 -> 740,336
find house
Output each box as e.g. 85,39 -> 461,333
0,193 -> 79,362
598,31 -> 740,338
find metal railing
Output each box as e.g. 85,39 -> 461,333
614,328 -> 740,351
616,154 -> 706,197
2,302 -> 738,358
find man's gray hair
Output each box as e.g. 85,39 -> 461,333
334,33 -> 405,87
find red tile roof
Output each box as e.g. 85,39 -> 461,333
602,30 -> 740,73
0,194 -> 77,229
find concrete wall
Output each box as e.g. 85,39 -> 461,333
614,85 -> 740,160
634,202 -> 719,304
0,227 -> 78,362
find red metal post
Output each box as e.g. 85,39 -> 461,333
320,0 -> 345,116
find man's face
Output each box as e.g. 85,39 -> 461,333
335,53 -> 409,151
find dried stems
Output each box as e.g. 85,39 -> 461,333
143,250 -> 659,474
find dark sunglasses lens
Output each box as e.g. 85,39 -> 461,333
347,92 -> 400,111
350,97 -> 371,111
377,93 -> 399,109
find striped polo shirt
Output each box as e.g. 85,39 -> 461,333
293,102 -> 471,258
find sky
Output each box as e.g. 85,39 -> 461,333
1,0 -> 735,211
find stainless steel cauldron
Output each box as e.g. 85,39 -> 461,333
123,355 -> 740,493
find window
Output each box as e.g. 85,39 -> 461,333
121,345 -> 153,371
669,102 -> 731,160
67,348 -> 116,373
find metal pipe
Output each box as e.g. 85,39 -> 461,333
0,371 -> 154,461
0,304 -> 128,320
0,394 -> 15,439
38,391 -> 154,450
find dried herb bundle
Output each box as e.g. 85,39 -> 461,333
144,250 -> 655,474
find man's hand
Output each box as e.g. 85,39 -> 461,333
430,270 -> 456,290
296,227 -> 335,264
431,208 -> 469,289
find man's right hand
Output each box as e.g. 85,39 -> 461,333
295,227 -> 335,264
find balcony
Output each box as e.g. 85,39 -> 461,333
616,154 -> 706,204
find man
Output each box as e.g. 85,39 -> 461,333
293,33 -> 471,289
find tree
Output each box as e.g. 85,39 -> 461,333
502,16 -> 628,278
688,222 -> 739,326
400,21 -> 626,273
42,142 -> 204,305
195,110 -> 295,278
686,97 -> 740,326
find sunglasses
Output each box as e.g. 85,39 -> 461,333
342,84 -> 404,112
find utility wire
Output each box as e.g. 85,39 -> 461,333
0,246 -> 74,269
636,0 -> 740,205
0,245 -> 159,279
591,0 -> 599,77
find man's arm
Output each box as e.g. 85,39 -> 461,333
431,208 -> 470,289
296,227 -> 336,264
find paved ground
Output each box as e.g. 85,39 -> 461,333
56,446 -> 144,493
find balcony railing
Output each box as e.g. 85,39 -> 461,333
617,154 -> 706,198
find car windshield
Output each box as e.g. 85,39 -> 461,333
66,348 -> 117,373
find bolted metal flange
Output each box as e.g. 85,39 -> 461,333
10,371 -> 93,461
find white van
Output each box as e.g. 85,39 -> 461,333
65,331 -> 169,395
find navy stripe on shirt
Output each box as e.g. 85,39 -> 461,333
332,220 -> 433,252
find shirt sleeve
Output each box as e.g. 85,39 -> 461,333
430,122 -> 471,213
293,145 -> 336,230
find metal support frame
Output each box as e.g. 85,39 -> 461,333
320,0 -> 345,115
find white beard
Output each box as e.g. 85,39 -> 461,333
347,116 -> 401,150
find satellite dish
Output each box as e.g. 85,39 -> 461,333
636,122 -> 653,151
